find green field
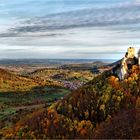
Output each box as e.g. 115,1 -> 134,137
0,86 -> 70,106
0,86 -> 70,129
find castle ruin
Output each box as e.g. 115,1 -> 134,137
113,47 -> 139,80
127,47 -> 135,58
138,49 -> 140,67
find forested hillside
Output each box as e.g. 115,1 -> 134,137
2,65 -> 139,139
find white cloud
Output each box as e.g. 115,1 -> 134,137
0,0 -> 140,59
134,0 -> 140,4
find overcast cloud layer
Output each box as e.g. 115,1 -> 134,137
0,0 -> 140,59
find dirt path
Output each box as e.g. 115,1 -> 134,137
14,103 -> 46,110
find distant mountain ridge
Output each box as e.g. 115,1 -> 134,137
60,61 -> 106,70
0,59 -> 115,66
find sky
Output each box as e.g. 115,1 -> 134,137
0,0 -> 140,59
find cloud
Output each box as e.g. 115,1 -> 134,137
0,1 -> 140,36
0,0 -> 140,59
2,3 -> 139,35
134,0 -> 140,4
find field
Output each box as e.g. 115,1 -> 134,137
0,86 -> 70,129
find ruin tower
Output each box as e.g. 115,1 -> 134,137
127,47 -> 135,58
126,47 -> 138,69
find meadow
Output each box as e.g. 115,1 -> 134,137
0,86 -> 70,129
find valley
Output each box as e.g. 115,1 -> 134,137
0,59 -> 101,133
0,57 -> 139,139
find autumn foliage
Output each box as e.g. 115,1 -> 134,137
1,65 -> 140,139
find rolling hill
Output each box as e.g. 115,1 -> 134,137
60,61 -> 107,70
28,68 -> 94,90
0,68 -> 38,92
0,68 -> 67,92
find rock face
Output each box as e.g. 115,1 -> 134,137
112,47 -> 139,80
138,49 -> 140,67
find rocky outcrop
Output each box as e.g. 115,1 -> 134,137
138,49 -> 140,67
112,47 -> 139,80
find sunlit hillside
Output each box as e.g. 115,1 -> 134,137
0,68 -> 71,92
28,69 -> 94,90
0,69 -> 38,92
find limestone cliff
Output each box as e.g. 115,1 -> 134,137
112,47 -> 139,80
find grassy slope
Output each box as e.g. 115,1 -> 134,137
30,69 -> 94,81
0,69 -> 38,92
0,68 -> 66,92
28,69 -> 94,90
